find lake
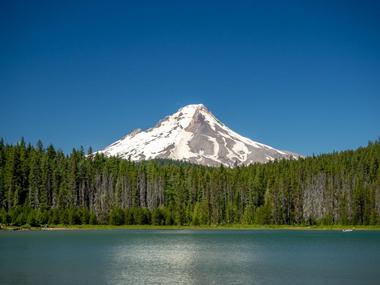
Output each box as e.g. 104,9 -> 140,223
0,230 -> 379,284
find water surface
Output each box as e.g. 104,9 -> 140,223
1,230 -> 379,284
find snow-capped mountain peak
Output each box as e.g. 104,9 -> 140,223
97,104 -> 299,166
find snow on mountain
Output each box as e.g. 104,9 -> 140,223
96,104 -> 300,166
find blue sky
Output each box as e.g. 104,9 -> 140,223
0,0 -> 379,156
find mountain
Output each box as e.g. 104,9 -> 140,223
97,104 -> 300,166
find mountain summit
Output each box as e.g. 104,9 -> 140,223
97,104 -> 299,166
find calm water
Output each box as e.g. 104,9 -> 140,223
0,230 -> 379,285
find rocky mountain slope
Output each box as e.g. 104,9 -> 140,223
97,104 -> 299,166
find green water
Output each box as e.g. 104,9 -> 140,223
0,230 -> 379,285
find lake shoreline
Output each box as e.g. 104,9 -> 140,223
1,224 -> 380,231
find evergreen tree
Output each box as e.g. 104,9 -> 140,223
0,137 -> 379,227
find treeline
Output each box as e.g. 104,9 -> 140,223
0,138 -> 379,227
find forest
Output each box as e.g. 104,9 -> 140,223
0,138 -> 379,227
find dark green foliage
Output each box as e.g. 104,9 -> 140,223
60,209 -> 69,225
0,138 -> 379,226
80,208 -> 90,225
89,211 -> 98,225
151,208 -> 166,225
109,208 -> 124,225
48,209 -> 60,225
0,208 -> 9,225
68,208 -> 81,225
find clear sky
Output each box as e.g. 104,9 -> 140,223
0,0 -> 379,156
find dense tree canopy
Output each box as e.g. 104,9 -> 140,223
0,138 -> 379,226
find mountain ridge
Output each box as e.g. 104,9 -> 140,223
97,104 -> 300,166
